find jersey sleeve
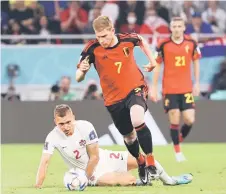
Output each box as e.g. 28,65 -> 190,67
42,132 -> 55,155
77,41 -> 96,68
193,43 -> 202,60
78,121 -> 99,145
120,33 -> 141,47
129,33 -> 142,46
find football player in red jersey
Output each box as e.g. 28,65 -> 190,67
148,17 -> 201,162
76,16 -> 158,184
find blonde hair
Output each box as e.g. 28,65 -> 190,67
170,17 -> 185,25
92,16 -> 113,32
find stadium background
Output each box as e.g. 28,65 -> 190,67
1,1 -> 226,194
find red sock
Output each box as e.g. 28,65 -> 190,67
137,153 -> 145,165
174,144 -> 181,153
146,154 -> 155,166
179,133 -> 184,143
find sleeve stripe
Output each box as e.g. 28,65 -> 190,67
118,33 -> 139,40
84,40 -> 98,53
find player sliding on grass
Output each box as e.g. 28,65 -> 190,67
76,15 -> 157,184
35,104 -> 193,190
149,17 -> 201,162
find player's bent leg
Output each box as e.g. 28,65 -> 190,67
123,130 -> 148,184
180,109 -> 195,141
130,105 -> 157,177
168,109 -> 186,162
96,172 -> 136,186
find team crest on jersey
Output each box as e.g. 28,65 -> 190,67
79,139 -> 86,147
185,45 -> 190,53
123,47 -> 130,57
89,130 -> 97,141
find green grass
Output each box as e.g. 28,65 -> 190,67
1,144 -> 226,194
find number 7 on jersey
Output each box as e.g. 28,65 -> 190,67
114,62 -> 122,74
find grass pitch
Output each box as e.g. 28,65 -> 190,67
1,144 -> 226,194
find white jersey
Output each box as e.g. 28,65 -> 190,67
43,120 -> 98,170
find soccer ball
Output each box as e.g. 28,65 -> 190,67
63,170 -> 88,191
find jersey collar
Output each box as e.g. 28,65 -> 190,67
105,34 -> 120,50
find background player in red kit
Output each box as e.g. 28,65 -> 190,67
148,17 -> 201,162
76,16 -> 157,184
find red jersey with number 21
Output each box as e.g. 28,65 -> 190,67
156,35 -> 201,94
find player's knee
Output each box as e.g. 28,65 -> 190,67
168,110 -> 180,124
130,105 -> 145,127
184,116 -> 195,125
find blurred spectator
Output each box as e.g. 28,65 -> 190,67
28,1 -> 45,22
210,59 -> 226,94
80,1 -> 96,13
88,1 -> 105,22
57,1 -> 88,34
179,1 -> 198,24
83,7 -> 101,34
9,1 -> 36,34
1,85 -> 20,101
59,76 -> 76,101
140,8 -> 169,42
186,12 -> 213,42
49,83 -> 60,101
117,1 -> 145,28
83,82 -> 102,100
120,12 -> 140,33
150,1 -> 170,23
7,21 -> 26,44
37,16 -> 60,44
49,76 -> 76,101
202,0 -> 226,33
38,16 -> 51,36
101,0 -> 119,26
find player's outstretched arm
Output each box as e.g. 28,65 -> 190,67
35,153 -> 52,188
76,56 -> 91,82
138,35 -> 157,72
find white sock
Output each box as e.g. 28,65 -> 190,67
155,160 -> 176,185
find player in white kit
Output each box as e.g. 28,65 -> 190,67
35,104 -> 193,190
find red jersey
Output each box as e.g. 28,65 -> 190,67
78,33 -> 146,106
156,35 -> 201,94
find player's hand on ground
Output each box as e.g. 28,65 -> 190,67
193,83 -> 200,96
150,86 -> 158,102
143,63 -> 156,72
79,56 -> 91,72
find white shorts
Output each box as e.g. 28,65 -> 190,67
65,149 -> 128,186
90,149 -> 128,185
